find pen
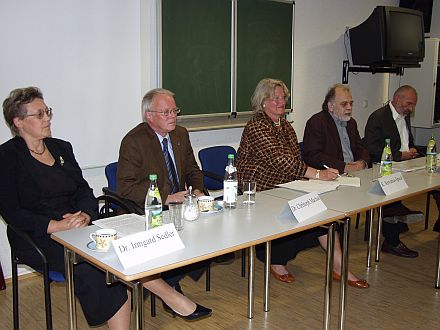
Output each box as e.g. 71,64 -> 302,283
323,164 -> 341,177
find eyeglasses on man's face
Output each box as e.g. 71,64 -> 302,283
149,107 -> 181,117
24,107 -> 53,120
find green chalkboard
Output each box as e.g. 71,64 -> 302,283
162,0 -> 231,115
161,0 -> 294,115
237,0 -> 293,111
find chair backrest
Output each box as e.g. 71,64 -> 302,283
105,162 -> 118,192
298,141 -> 304,161
198,146 -> 237,190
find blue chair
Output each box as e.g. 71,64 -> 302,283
198,145 -> 237,192
102,162 -> 143,215
105,162 -> 118,192
198,146 -> 246,277
8,224 -> 65,330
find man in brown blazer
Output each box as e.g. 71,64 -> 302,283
116,88 -> 207,288
117,88 -> 204,207
303,84 -> 369,173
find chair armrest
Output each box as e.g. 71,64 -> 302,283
202,170 -> 224,183
7,224 -> 48,265
101,188 -> 144,215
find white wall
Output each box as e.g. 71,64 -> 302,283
1,0 -> 414,278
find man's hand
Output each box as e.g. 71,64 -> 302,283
344,160 -> 366,173
401,148 -> 418,160
165,191 -> 188,205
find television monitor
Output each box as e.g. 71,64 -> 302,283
349,6 -> 425,68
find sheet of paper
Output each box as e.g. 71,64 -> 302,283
93,214 -> 147,237
277,180 -> 339,194
392,160 -> 425,172
336,176 -> 361,187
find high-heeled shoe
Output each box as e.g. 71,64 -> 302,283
332,271 -> 369,289
163,302 -> 212,321
180,304 -> 212,321
270,266 -> 295,283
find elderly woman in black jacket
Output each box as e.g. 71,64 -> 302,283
0,87 -> 210,328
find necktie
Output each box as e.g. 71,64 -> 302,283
162,138 -> 179,194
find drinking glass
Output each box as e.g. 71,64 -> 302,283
242,181 -> 256,205
169,202 -> 184,231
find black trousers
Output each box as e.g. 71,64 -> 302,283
382,202 -> 413,246
256,227 -> 328,265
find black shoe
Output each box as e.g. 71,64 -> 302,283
381,241 -> 419,258
163,302 -> 212,321
180,304 -> 212,321
213,252 -> 235,264
434,219 -> 440,233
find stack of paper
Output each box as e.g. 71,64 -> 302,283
336,176 -> 361,187
277,180 -> 339,194
93,214 -> 147,236
277,175 -> 361,194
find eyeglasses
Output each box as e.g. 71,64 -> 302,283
149,107 -> 181,117
269,96 -> 287,103
24,107 -> 53,119
338,101 -> 354,107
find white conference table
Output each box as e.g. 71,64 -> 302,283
52,193 -> 346,330
261,161 -> 440,285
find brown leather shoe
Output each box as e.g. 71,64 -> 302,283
381,240 -> 418,258
270,267 -> 295,283
332,271 -> 369,289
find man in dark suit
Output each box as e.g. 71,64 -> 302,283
116,88 -> 208,288
303,84 -> 369,174
363,85 -> 422,258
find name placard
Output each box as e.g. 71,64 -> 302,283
112,224 -> 185,269
278,192 -> 327,223
378,172 -> 408,195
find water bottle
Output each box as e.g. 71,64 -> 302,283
145,174 -> 163,230
426,134 -> 437,173
223,154 -> 238,208
380,138 -> 393,177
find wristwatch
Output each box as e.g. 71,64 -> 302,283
315,169 -> 320,179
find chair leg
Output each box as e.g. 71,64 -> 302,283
150,293 -> 156,317
241,249 -> 246,277
425,191 -> 432,230
355,213 -> 360,229
42,263 -> 53,330
205,264 -> 211,291
12,255 -> 19,330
